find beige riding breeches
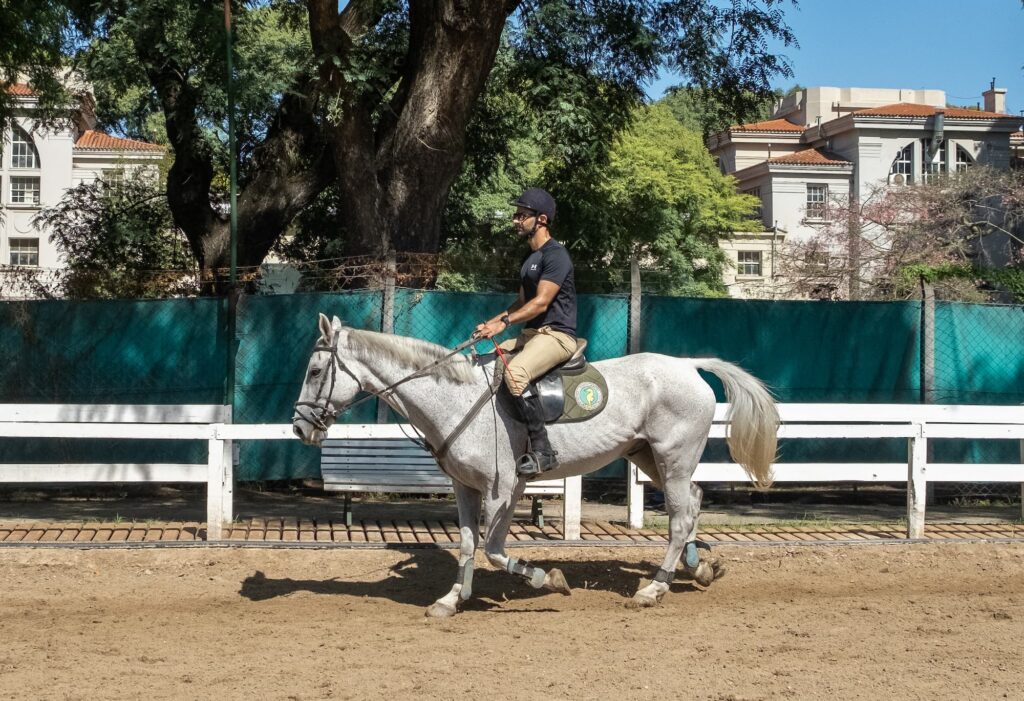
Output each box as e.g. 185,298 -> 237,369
498,326 -> 577,396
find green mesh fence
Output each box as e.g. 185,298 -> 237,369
0,297 -> 224,466
2,292 -> 1022,481
640,296 -> 922,403
233,291 -> 381,480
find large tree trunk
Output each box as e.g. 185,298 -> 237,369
311,0 -> 517,258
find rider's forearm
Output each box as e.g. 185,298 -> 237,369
487,299 -> 524,325
506,298 -> 548,325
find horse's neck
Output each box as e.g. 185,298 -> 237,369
361,356 -> 488,435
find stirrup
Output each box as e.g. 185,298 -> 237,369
516,450 -> 558,478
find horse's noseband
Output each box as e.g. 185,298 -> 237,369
293,342 -> 364,432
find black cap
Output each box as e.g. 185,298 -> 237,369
512,188 -> 556,224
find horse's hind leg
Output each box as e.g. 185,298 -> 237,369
426,481 -> 481,618
482,492 -> 572,597
628,443 -> 706,608
677,483 -> 725,587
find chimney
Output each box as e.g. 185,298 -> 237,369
983,78 -> 1006,114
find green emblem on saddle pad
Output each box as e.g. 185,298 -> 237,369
555,365 -> 608,423
574,382 -> 602,411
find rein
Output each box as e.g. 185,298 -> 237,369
293,336 -> 479,433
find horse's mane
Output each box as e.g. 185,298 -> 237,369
345,328 -> 477,385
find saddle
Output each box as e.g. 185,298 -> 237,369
510,339 -> 610,424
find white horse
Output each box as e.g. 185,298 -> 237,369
292,314 -> 778,617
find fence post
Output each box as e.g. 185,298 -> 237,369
377,252 -> 397,424
626,257 -> 645,529
907,425 -> 927,539
563,475 -> 582,540
920,277 -> 935,404
207,431 -> 232,541
920,277 -> 936,504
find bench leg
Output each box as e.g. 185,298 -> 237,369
344,494 -> 352,528
531,497 -> 544,529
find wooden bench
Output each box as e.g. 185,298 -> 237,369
320,424 -> 582,538
625,403 -> 1024,538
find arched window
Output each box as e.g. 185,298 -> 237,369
10,127 -> 39,169
921,138 -> 944,184
890,143 -> 913,177
955,145 -> 974,172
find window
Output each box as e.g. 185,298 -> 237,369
737,250 -> 762,276
10,176 -> 40,205
9,238 -> 39,266
102,169 -> 126,190
744,187 -> 763,221
10,127 -> 39,169
890,143 -> 913,179
806,184 -> 828,220
921,138 -> 945,184
955,145 -> 974,172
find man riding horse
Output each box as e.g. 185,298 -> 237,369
475,188 -> 577,478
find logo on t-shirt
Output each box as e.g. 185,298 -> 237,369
530,264 -> 538,271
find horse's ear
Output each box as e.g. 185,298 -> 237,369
331,315 -> 344,336
318,313 -> 333,342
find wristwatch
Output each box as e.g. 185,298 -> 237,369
500,314 -> 511,328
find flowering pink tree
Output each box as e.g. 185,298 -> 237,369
780,167 -> 1024,301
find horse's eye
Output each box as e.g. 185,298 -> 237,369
310,368 -> 322,378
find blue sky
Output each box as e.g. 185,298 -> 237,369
646,1 -> 1024,115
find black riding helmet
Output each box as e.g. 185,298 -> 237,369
511,188 -> 556,224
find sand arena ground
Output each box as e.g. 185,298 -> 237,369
1,542 -> 1021,700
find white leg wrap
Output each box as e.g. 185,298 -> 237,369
458,561 -> 474,601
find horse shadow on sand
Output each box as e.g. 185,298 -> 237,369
238,547 -> 715,611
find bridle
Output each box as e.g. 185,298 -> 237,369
293,340 -> 367,433
293,336 -> 479,434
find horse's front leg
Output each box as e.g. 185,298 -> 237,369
425,481 -> 481,618
482,489 -> 572,597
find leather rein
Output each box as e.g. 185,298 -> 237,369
293,336 -> 478,433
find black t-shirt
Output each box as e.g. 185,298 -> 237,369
520,239 -> 577,337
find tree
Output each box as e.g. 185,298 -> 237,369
661,83 -> 804,137
34,167 -> 197,298
0,1 -> 75,134
555,103 -> 760,294
780,167 -> 1024,302
67,0 -> 796,285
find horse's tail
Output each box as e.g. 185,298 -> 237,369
692,358 -> 778,489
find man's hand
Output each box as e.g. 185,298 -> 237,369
473,319 -> 506,340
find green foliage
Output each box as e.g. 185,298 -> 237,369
443,102 -> 758,295
661,84 -> 803,136
0,0 -> 74,133
78,1 -> 311,180
555,104 -> 759,294
34,167 -> 197,299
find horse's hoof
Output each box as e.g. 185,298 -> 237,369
625,592 -> 660,609
693,561 -> 716,588
710,558 -> 727,581
544,568 -> 572,596
425,601 -> 457,618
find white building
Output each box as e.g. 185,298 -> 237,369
709,84 -> 1023,298
1,83 -> 164,292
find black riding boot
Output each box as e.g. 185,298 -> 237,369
513,392 -> 558,477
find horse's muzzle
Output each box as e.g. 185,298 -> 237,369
291,417 -> 326,447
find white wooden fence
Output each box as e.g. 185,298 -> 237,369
1,403 -> 1021,541
626,403 -> 1024,538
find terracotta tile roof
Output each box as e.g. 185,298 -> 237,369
767,148 -> 852,167
728,117 -> 804,133
6,83 -> 35,96
75,129 -> 164,152
854,103 -> 1015,120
